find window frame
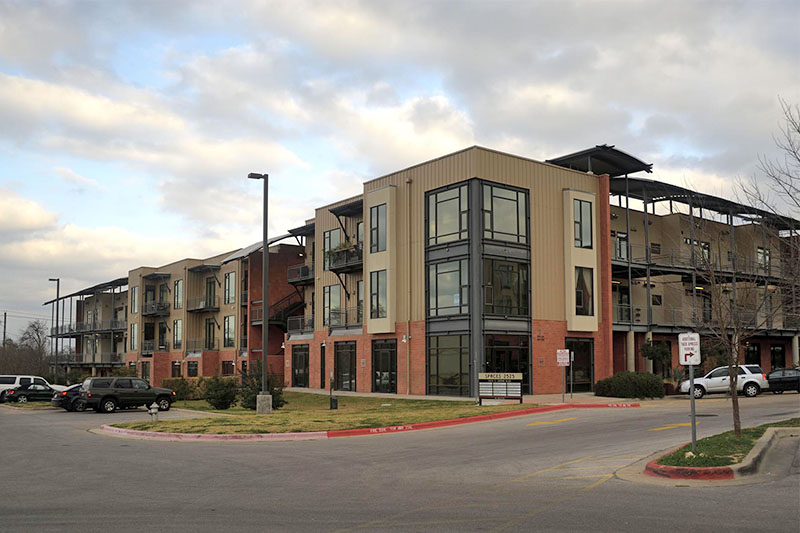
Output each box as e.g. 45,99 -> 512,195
224,272 -> 236,304
130,286 -> 139,314
173,319 -> 182,349
323,285 -> 341,326
575,266 -> 594,316
427,184 -> 469,246
573,199 -> 593,249
370,203 -> 387,253
223,315 -> 235,348
427,259 -> 469,317
483,259 -> 529,316
323,228 -> 342,270
482,183 -> 529,244
370,270 -> 387,319
173,279 -> 183,309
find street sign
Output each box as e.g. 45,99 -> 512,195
678,332 -> 701,366
556,349 -> 570,367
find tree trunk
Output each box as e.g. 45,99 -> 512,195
729,342 -> 742,438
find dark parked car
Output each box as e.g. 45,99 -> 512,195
5,383 -> 57,403
767,368 -> 800,394
52,384 -> 86,411
80,377 -> 175,413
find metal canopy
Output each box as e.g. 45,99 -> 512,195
329,198 -> 363,217
220,233 -> 295,265
288,222 -> 315,237
610,176 -> 799,230
142,272 -> 171,281
547,144 -> 653,178
187,264 -> 221,273
42,277 -> 128,305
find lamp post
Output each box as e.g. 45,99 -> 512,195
49,278 -> 60,384
248,172 -> 272,414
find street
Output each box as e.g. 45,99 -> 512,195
1,394 -> 798,532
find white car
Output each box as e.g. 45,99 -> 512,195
679,365 -> 768,399
0,375 -> 67,402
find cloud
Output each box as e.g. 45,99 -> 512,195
53,166 -> 103,192
0,189 -> 58,237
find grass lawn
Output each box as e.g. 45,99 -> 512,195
6,401 -> 56,409
114,392 -> 536,434
657,417 -> 800,467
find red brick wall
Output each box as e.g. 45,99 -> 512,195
596,174 -> 614,382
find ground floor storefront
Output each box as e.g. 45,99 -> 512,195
123,351 -> 285,387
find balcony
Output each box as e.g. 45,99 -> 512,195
287,315 -> 314,334
141,341 -> 170,355
328,307 -> 363,329
68,353 -> 124,366
142,301 -> 170,317
288,262 -> 315,285
187,295 -> 220,313
187,338 -> 219,352
240,290 -> 248,306
327,244 -> 363,273
50,319 -> 127,336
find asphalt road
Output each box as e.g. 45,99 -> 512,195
1,394 -> 798,532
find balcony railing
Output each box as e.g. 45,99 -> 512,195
287,315 -> 314,334
142,301 -> 170,317
187,338 -> 219,352
327,244 -> 363,273
141,340 -> 170,354
287,262 -> 315,285
328,307 -> 363,328
50,320 -> 128,336
241,335 -> 247,348
71,352 -> 124,365
187,295 -> 220,312
240,290 -> 248,306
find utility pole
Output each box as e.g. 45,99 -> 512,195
248,172 -> 272,414
2,311 -> 6,346
49,278 -> 60,384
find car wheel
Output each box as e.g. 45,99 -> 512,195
73,400 -> 86,412
17,395 -> 28,404
743,383 -> 760,398
0,391 -> 6,403
692,385 -> 705,399
157,397 -> 171,412
100,398 -> 117,413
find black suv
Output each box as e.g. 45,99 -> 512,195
80,377 -> 175,413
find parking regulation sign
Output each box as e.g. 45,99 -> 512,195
557,349 -> 570,366
678,333 -> 701,366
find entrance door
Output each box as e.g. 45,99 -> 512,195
292,345 -> 309,388
334,341 -> 356,391
158,322 -> 167,350
770,345 -> 785,370
616,287 -> 630,322
745,343 -> 760,366
205,319 -> 215,350
140,361 -> 151,382
372,340 -> 397,393
484,335 -> 531,394
565,338 -> 594,392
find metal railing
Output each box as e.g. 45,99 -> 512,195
327,244 -> 363,272
240,290 -> 248,305
287,315 -> 314,333
288,262 -> 315,284
187,295 -> 220,312
50,320 -> 128,336
328,307 -> 363,328
187,338 -> 219,351
240,335 -> 247,348
251,292 -> 304,324
142,301 -> 170,316
141,340 -> 170,353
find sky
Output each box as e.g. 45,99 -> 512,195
0,0 -> 798,338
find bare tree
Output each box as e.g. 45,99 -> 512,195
0,321 -> 52,376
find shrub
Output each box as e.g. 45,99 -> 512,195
161,377 -> 203,400
112,366 -> 138,377
203,376 -> 238,410
239,361 -> 286,411
641,341 -> 670,366
595,371 -> 665,399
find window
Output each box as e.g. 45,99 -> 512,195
221,361 -> 234,376
173,279 -> 183,309
159,283 -> 168,304
241,360 -> 247,375
173,319 -> 182,349
223,316 -> 235,348
372,339 -> 397,394
132,379 -> 148,390
683,238 -> 711,261
334,341 -> 356,391
427,184 -> 468,245
614,232 -> 628,260
573,199 -> 593,249
651,294 -> 663,306
131,286 -> 139,314
187,361 -> 198,377
483,184 -> 528,244
484,259 -> 528,316
357,280 -> 364,323
428,260 -> 468,317
370,203 -> 387,253
141,361 -> 150,382
745,343 -> 760,366
224,272 -> 236,304
770,345 -> 785,370
205,318 -> 215,350
357,221 -> 364,245
171,362 -> 181,378
702,294 -> 712,322
370,270 -> 387,319
323,228 -> 341,270
323,285 -> 341,326
428,335 -> 470,397
757,247 -> 771,272
575,267 -> 594,316
292,344 -> 309,388
130,323 -> 138,351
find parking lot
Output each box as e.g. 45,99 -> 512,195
1,393 -> 798,531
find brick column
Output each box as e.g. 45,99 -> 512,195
597,174 -> 614,379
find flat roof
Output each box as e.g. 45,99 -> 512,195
221,233 -> 296,264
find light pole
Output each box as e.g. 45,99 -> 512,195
49,278 -> 60,384
248,172 -> 272,414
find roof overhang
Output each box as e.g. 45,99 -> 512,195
188,264 -> 221,273
288,223 -> 315,237
329,199 -> 363,218
42,277 -> 128,305
142,272 -> 171,281
547,144 -> 653,178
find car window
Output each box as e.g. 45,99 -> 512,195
92,379 -> 113,388
115,379 -> 132,389
33,378 -> 47,385
28,384 -> 43,391
786,369 -> 799,377
132,379 -> 149,390
769,370 -> 784,378
81,378 -> 92,390
19,377 -> 31,386
737,367 -> 745,375
708,368 -> 728,378
0,377 -> 14,385
744,365 -> 763,374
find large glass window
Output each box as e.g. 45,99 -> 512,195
484,259 -> 528,316
205,318 -> 215,350
370,203 -> 387,253
334,341 -> 357,391
323,228 -> 342,270
187,361 -> 198,377
370,270 -> 387,319
575,267 -> 594,316
323,285 -> 341,326
427,184 -> 469,245
428,259 -> 469,317
357,221 -> 364,245
372,339 -> 397,393
292,344 -> 309,388
173,319 -> 182,349
223,316 -> 235,348
573,199 -> 593,249
428,335 -> 470,397
357,280 -> 364,323
171,361 -> 181,378
130,323 -> 138,351
484,335 -> 530,394
173,279 -> 183,309
745,343 -> 761,366
130,286 -> 139,314
483,184 -> 528,244
770,345 -> 785,370
224,272 -> 236,304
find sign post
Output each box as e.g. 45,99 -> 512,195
570,351 -> 574,399
557,349 -> 570,403
679,332 -> 701,453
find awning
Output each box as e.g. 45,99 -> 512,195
547,144 -> 653,177
142,272 -> 171,281
42,277 -> 128,305
288,223 -> 315,237
329,198 -> 363,217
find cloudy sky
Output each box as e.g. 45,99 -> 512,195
0,0 -> 798,336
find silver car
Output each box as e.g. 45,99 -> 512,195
679,365 -> 768,399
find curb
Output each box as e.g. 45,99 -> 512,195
644,427 -> 800,480
95,402 -> 639,442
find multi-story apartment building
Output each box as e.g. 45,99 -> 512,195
283,145 -> 800,396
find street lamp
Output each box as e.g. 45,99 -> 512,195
248,172 -> 272,414
49,278 -> 60,384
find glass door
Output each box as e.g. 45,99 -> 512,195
565,338 -> 594,392
372,340 -> 397,393
292,345 -> 309,388
770,345 -> 785,370
334,341 -> 356,391
484,335 -> 531,394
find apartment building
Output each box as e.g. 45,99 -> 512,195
283,145 -> 800,397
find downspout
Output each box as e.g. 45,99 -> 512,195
406,177 -> 412,395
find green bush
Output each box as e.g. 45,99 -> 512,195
112,366 -> 138,377
238,361 -> 286,411
160,377 -> 205,400
595,371 -> 665,399
203,376 -> 238,410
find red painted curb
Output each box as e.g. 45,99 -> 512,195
644,446 -> 735,480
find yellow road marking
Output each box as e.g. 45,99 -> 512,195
527,417 -> 577,427
581,473 -> 614,490
649,422 -> 698,432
